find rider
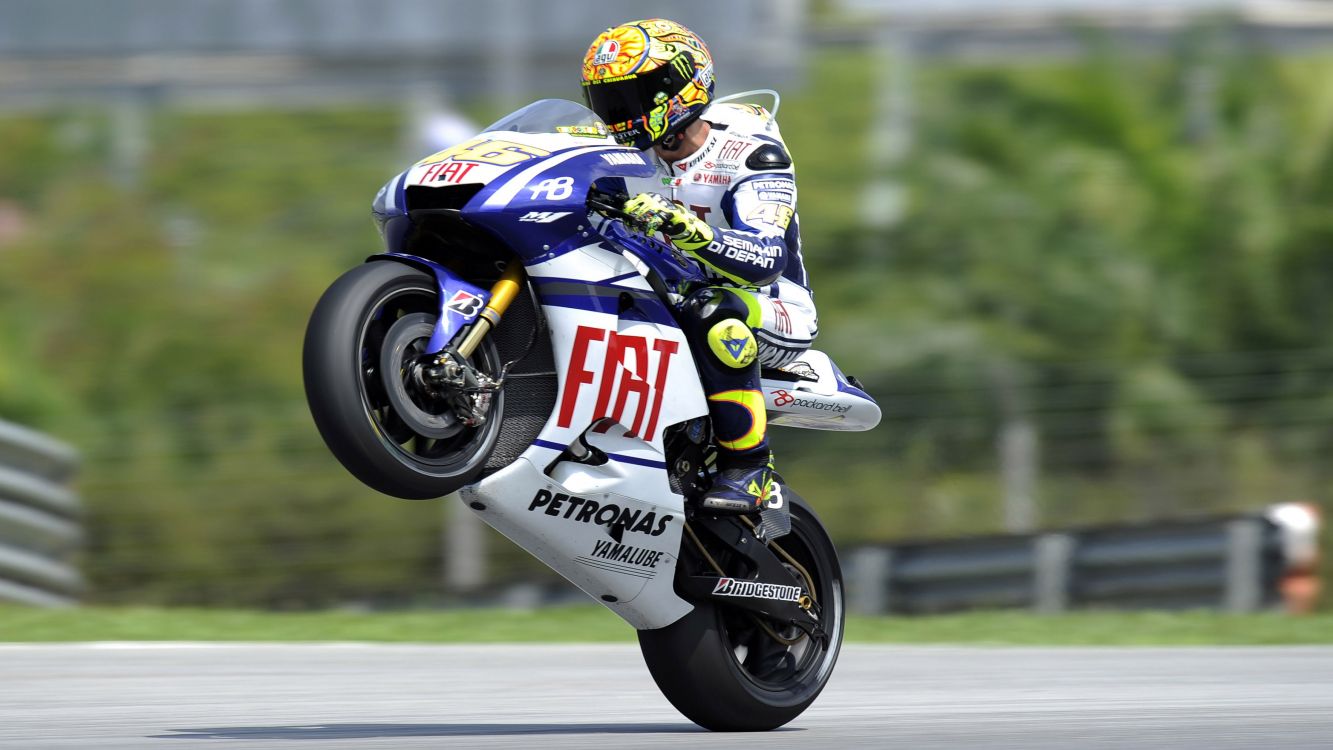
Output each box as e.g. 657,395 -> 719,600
581,19 -> 816,514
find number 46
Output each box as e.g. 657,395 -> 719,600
529,176 -> 574,201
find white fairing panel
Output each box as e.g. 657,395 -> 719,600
762,350 -> 882,431
459,242 -> 708,630
459,456 -> 690,629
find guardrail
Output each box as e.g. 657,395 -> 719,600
846,503 -> 1322,615
0,420 -> 83,607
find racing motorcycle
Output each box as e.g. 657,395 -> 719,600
303,98 -> 881,731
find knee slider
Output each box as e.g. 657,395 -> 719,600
706,319 -> 758,368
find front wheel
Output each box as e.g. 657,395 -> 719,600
637,494 -> 845,731
303,261 -> 503,499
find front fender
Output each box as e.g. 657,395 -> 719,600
365,253 -> 490,353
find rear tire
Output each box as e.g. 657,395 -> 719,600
637,495 -> 844,731
303,261 -> 503,499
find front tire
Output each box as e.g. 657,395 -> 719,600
637,495 -> 845,731
303,261 -> 503,499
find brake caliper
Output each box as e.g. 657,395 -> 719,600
419,352 -> 502,427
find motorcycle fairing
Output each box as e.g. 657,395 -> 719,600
439,159 -> 708,627
462,145 -> 655,264
370,168 -> 411,251
523,245 -> 708,443
528,275 -> 679,328
458,244 -> 707,628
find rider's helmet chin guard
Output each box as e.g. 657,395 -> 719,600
580,18 -> 715,152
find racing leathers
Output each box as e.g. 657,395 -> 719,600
613,103 -> 817,511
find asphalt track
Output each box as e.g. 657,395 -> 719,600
2,643 -> 1331,749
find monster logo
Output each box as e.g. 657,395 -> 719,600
670,51 -> 694,81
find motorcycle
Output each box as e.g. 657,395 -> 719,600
303,98 -> 881,731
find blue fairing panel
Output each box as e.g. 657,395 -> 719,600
461,148 -> 656,263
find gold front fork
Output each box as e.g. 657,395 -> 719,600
454,260 -> 525,359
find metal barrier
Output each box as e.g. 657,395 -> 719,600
0,420 -> 82,607
846,504 -> 1322,615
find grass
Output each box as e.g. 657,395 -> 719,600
2,606 -> 1331,645
0,605 -> 634,644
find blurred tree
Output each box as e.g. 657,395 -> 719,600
811,40 -> 1333,530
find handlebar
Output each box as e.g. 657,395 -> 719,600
586,185 -> 681,261
587,185 -> 633,223
584,185 -> 707,294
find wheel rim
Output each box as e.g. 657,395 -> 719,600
356,284 -> 500,473
715,516 -> 841,693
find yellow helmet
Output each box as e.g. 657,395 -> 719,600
580,19 -> 715,150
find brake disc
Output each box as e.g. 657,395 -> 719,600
379,313 -> 464,440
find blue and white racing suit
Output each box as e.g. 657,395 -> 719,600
621,102 -> 817,369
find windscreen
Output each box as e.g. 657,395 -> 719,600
483,99 -> 608,136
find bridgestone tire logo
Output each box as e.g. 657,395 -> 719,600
711,577 -> 802,603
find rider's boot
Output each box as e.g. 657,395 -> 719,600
700,451 -> 777,514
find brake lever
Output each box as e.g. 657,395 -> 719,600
588,194 -> 664,243
587,187 -> 632,221
587,198 -> 632,222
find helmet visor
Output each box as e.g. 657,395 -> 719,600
582,53 -> 696,150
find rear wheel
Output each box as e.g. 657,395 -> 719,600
637,495 -> 844,731
303,261 -> 503,499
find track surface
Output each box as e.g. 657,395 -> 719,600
2,643 -> 1331,749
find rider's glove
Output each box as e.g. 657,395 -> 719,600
622,193 -> 715,253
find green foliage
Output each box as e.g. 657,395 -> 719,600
1,37 -> 1332,607
0,605 -> 635,643
0,109 -> 452,606
810,44 -> 1333,530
